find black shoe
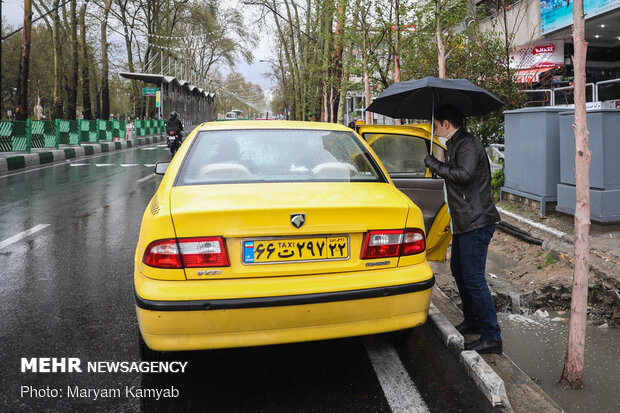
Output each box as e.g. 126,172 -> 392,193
454,322 -> 481,335
464,338 -> 503,354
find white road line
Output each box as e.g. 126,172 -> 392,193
365,338 -> 430,413
144,164 -> 155,167
95,163 -> 114,167
136,173 -> 156,183
69,164 -> 89,166
157,144 -> 168,147
120,164 -> 138,167
141,147 -> 157,151
0,224 -> 51,249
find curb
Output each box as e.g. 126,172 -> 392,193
427,300 -> 510,410
497,207 -> 572,243
427,303 -> 463,352
429,287 -> 565,413
0,135 -> 164,174
460,350 -> 512,410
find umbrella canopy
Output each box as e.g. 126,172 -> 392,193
365,76 -> 504,119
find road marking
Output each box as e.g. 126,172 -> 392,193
158,144 -> 168,147
144,164 -> 155,167
137,173 -> 156,183
120,164 -> 138,167
141,147 -> 158,151
0,144 -> 160,179
365,338 -> 430,413
95,163 -> 114,167
0,224 -> 51,249
69,164 -> 89,166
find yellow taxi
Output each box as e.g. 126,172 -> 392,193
134,120 -> 449,356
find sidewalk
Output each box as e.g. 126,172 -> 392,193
0,135 -> 166,174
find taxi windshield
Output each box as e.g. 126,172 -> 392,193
176,129 -> 386,185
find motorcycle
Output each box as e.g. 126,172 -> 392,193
167,131 -> 182,155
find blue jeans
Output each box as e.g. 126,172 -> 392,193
451,224 -> 501,341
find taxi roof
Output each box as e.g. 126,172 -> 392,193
196,120 -> 354,132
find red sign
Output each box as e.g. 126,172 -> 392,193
533,45 -> 555,55
390,24 -> 417,32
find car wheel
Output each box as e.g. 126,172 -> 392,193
138,332 -> 166,361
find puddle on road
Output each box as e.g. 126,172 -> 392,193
498,311 -> 620,413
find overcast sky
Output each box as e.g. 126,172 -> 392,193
2,0 -> 275,90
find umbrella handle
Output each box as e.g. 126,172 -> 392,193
430,101 -> 436,179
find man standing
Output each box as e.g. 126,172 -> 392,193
424,104 -> 503,354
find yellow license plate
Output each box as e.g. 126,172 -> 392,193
243,236 -> 349,264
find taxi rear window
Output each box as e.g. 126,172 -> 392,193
176,129 -> 386,185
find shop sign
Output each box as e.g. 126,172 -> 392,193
541,0 -> 620,35
510,40 -> 564,70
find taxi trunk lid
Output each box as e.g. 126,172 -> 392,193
169,182 -> 414,279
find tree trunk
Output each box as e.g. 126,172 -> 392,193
52,0 -> 63,119
15,0 -> 32,121
100,0 -> 113,119
435,0 -> 446,79
559,0 -> 591,389
67,0 -> 79,120
79,1 -> 93,120
393,0 -> 402,125
364,71 -> 371,125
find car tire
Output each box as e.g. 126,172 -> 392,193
138,332 -> 166,361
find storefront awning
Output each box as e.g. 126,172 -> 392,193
514,67 -> 558,84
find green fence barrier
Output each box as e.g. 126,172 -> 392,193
57,119 -> 80,146
31,120 -> 57,150
0,118 -> 129,153
0,120 -> 15,152
134,120 -> 146,138
98,120 -> 113,141
1,120 -> 31,152
80,120 -> 98,143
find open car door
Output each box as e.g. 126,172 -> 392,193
357,124 -> 451,262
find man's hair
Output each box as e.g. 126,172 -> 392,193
434,105 -> 463,128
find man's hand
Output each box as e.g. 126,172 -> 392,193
424,154 -> 441,173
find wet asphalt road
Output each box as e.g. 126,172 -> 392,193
0,144 -> 496,412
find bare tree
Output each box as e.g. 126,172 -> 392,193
434,0 -> 446,78
559,0 -> 591,389
79,0 -> 93,119
67,0 -> 79,119
15,0 -> 33,120
100,0 -> 113,119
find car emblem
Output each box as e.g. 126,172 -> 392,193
290,213 -> 305,228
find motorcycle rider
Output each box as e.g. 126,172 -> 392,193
165,111 -> 184,154
166,111 -> 184,137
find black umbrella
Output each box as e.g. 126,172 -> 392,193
365,76 -> 504,155
366,76 -> 504,119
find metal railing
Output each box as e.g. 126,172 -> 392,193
524,78 -> 620,108
595,78 -> 620,103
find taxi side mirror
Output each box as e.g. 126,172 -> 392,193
154,162 -> 169,175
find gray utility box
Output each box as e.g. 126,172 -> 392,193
557,109 -> 620,223
501,107 -> 567,216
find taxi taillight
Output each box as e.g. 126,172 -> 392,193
143,237 -> 230,269
360,228 -> 425,259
